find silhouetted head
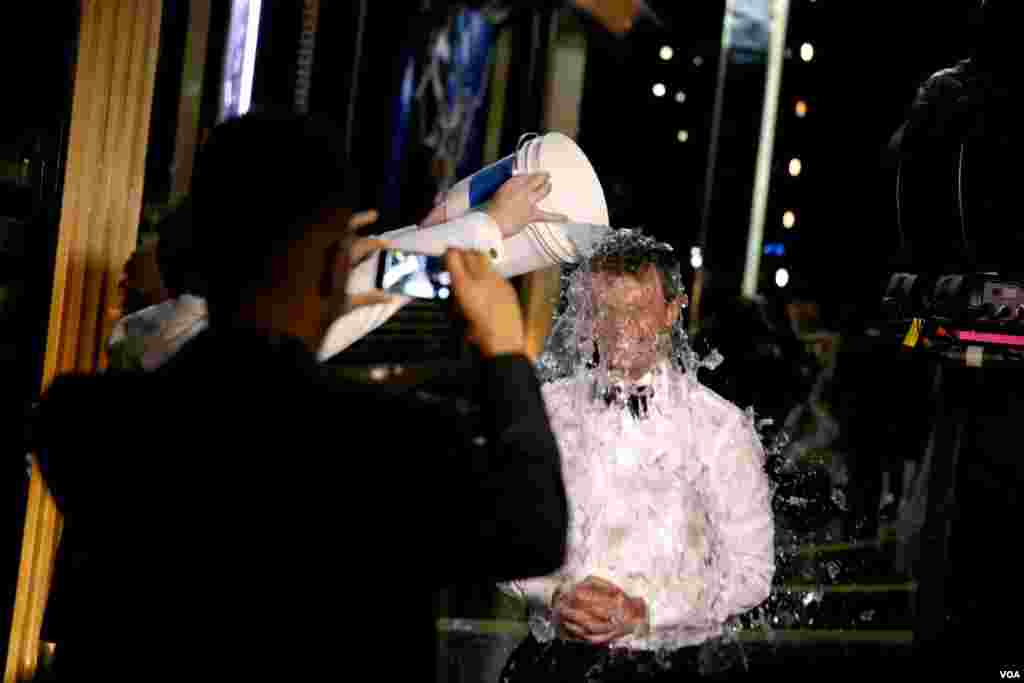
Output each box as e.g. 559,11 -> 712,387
188,112 -> 357,349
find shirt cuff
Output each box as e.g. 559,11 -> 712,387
384,211 -> 504,263
512,577 -> 561,611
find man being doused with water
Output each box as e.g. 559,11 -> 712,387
499,234 -> 775,680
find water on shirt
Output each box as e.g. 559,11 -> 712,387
534,228 -> 731,674
533,227 -> 859,675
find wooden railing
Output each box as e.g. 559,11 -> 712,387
4,3 -> 162,681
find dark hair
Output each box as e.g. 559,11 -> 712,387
589,240 -> 684,304
188,112 -> 355,313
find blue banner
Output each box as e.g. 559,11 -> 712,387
450,9 -> 497,181
468,155 -> 515,207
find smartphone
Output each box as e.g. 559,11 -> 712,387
374,249 -> 452,300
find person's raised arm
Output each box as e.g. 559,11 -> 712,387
316,175 -> 571,360
430,248 -> 568,586
377,172 -> 567,263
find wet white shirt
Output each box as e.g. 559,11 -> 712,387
500,366 -> 775,651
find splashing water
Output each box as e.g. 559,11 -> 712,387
537,228 -> 717,391
534,228 -> 754,675
530,227 -> 864,675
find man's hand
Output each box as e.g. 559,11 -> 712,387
483,172 -> 570,238
341,237 -> 398,314
554,576 -> 648,645
320,235 -> 400,346
348,209 -> 380,233
445,248 -> 525,358
348,236 -> 387,268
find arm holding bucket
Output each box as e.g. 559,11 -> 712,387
364,172 -> 562,263
423,171 -> 566,230
316,166 -> 577,361
389,212 -> 506,261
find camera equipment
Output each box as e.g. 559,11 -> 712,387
879,271 -> 1024,358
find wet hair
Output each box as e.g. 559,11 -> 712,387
188,111 -> 355,314
538,229 -> 693,383
588,235 -> 684,304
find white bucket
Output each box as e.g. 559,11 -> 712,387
317,133 -> 610,362
441,132 -> 610,277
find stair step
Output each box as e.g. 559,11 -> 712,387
435,619 -> 915,644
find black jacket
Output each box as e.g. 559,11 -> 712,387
35,327 -> 568,681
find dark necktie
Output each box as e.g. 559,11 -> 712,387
603,384 -> 653,419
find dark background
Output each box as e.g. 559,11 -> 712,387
0,0 -> 1001,668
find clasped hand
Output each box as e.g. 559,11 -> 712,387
554,575 -> 648,645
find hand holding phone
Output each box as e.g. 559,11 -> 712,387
371,247 -> 525,357
444,248 -> 525,358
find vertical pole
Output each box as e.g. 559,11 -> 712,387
4,2 -> 163,681
482,26 -> 513,167
741,0 -> 790,299
690,0 -> 735,337
521,9 -> 587,361
171,0 -> 213,201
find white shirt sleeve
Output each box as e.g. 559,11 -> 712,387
704,411 -> 776,624
381,211 -> 504,261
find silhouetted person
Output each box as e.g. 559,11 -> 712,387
889,0 -> 1016,274
884,1 -> 1022,664
33,113 -> 567,682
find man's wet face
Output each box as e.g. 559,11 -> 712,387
590,264 -> 674,381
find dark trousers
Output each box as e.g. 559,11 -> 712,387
499,633 -> 746,682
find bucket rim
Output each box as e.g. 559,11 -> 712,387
525,224 -> 573,265
515,134 -> 544,175
528,222 -> 578,263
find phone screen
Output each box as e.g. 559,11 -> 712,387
375,249 -> 452,300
